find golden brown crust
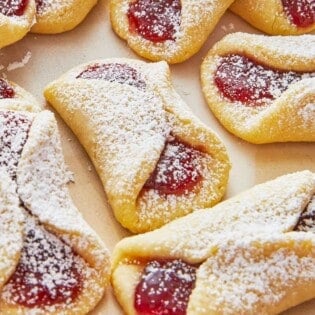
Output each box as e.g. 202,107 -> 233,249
111,171 -> 315,315
230,0 -> 315,35
31,0 -> 97,34
110,0 -> 234,63
200,32 -> 315,144
44,58 -> 230,233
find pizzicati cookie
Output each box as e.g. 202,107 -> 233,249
0,84 -> 110,314
0,0 -> 36,49
201,32 -> 315,144
230,0 -> 315,35
44,58 -> 231,233
31,0 -> 97,34
110,0 -> 235,63
111,170 -> 315,315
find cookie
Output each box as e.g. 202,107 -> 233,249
111,170 -> 315,315
44,58 -> 231,233
110,0 -> 234,63
201,32 -> 315,144
0,0 -> 36,49
230,0 -> 315,35
0,83 -> 110,314
31,0 -> 97,34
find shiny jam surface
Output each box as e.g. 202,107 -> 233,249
77,63 -> 146,89
0,111 -> 32,180
135,259 -> 197,315
214,54 -> 315,106
282,0 -> 315,27
127,0 -> 181,43
0,0 -> 29,16
5,220 -> 83,307
143,138 -> 203,195
0,79 -> 15,99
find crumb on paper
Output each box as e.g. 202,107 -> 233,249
88,164 -> 93,172
221,23 -> 235,32
7,51 -> 32,72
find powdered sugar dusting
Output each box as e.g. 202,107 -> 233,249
0,171 -> 24,287
1,215 -> 88,308
114,0 -> 234,62
45,58 -> 230,232
201,33 -> 315,142
0,110 -> 33,179
36,0 -> 75,15
195,234 -> 315,314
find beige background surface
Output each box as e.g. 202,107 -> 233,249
1,0 -> 315,314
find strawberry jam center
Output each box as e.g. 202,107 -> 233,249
0,0 -> 29,16
282,0 -> 315,27
144,138 -> 203,195
0,79 -> 14,99
127,0 -> 181,43
5,219 -> 83,307
214,54 -> 315,106
0,111 -> 32,180
135,259 -> 197,315
77,63 -> 146,89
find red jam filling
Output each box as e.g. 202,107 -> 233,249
0,0 -> 29,16
282,0 -> 315,28
5,220 -> 83,307
77,63 -> 146,89
294,197 -> 315,231
135,259 -> 197,315
214,54 -> 315,106
143,138 -> 203,195
0,79 -> 14,99
0,111 -> 32,180
127,0 -> 181,43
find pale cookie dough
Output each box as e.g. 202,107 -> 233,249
31,0 -> 97,34
111,170 -> 315,315
0,0 -> 36,49
110,0 -> 235,63
0,83 -> 110,314
230,0 -> 315,35
201,32 -> 315,144
44,58 -> 231,233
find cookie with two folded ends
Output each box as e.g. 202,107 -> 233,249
0,82 -> 110,314
201,32 -> 315,144
110,0 -> 235,63
111,170 -> 315,315
230,0 -> 315,35
0,0 -> 35,49
44,58 -> 231,233
31,0 -> 98,34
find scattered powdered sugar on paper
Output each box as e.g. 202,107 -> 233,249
7,51 -> 32,72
